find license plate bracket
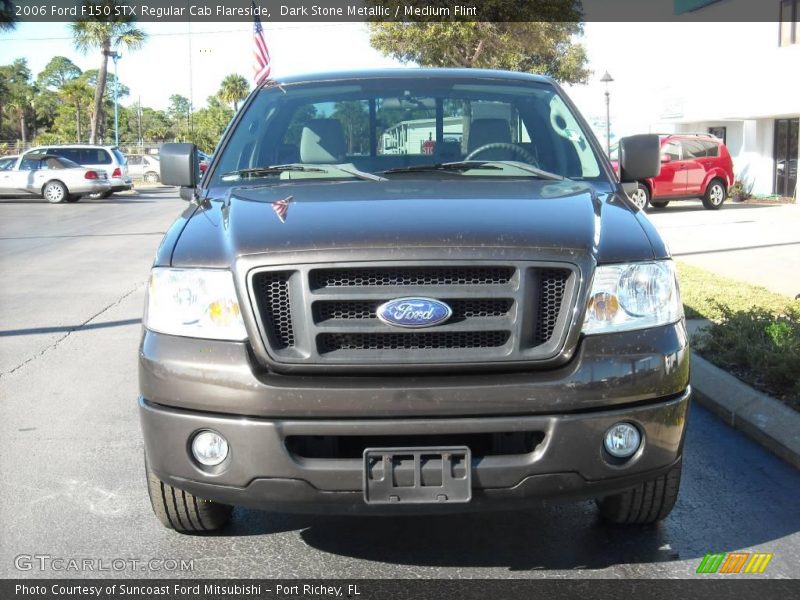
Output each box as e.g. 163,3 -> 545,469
363,446 -> 471,505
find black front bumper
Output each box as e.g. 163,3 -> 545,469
140,389 -> 689,514
139,321 -> 690,513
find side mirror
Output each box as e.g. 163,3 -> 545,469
160,143 -> 197,189
619,134 -> 661,181
660,154 -> 672,164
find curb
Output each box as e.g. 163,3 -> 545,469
690,352 -> 800,469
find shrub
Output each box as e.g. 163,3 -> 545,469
695,303 -> 800,407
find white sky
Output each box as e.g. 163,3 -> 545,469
0,21 -> 782,139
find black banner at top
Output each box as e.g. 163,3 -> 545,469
0,0 -> 788,23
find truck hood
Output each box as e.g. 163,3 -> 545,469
170,179 -> 656,267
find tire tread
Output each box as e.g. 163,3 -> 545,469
597,462 -> 682,525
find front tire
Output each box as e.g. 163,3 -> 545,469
702,179 -> 726,210
145,459 -> 232,533
42,181 -> 68,204
596,461 -> 682,525
144,171 -> 160,184
628,183 -> 651,211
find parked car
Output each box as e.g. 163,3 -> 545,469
611,133 -> 734,210
198,150 -> 212,176
127,154 -> 161,183
34,144 -> 133,198
0,152 -> 111,202
142,69 -> 687,533
0,155 -> 18,171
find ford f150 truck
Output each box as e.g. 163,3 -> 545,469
141,69 -> 689,533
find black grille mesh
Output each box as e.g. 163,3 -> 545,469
310,266 -> 514,289
252,272 -> 295,349
318,331 -> 510,353
533,269 -> 570,344
314,298 -> 513,322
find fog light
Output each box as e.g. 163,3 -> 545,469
603,422 -> 641,458
191,430 -> 229,466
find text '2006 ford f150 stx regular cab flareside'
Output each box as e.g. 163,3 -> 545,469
140,69 -> 689,532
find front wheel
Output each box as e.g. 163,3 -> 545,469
42,181 -> 68,204
596,461 -> 682,525
627,183 -> 651,210
702,179 -> 726,210
145,458 -> 232,533
144,171 -> 160,184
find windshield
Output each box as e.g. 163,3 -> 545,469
210,77 -> 603,187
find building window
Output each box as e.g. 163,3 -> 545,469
708,127 -> 727,144
779,0 -> 799,46
774,118 -> 798,197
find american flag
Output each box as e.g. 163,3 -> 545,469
272,196 -> 292,223
252,1 -> 272,85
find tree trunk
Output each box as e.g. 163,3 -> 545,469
233,100 -> 238,111
19,110 -> 27,145
89,40 -> 111,145
76,103 -> 81,142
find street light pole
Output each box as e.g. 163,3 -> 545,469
108,51 -> 121,147
600,71 -> 614,157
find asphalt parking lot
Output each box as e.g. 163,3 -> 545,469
1,189 -> 799,579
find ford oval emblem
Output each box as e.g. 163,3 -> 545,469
376,297 -> 453,329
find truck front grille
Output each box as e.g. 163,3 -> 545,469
310,266 -> 514,288
249,261 -> 577,370
318,331 -> 511,353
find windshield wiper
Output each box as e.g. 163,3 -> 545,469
221,163 -> 385,182
489,161 -> 566,181
221,164 -> 327,179
382,161 -> 502,175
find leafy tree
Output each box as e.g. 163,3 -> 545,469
217,74 -> 249,111
2,59 -> 35,144
168,94 -> 192,139
59,78 -> 93,141
71,0 -> 147,143
369,7 -> 590,84
37,57 -> 82,90
191,96 -> 234,154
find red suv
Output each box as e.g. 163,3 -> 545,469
613,134 -> 734,211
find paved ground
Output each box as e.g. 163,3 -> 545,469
1,189 -> 799,579
646,200 -> 800,298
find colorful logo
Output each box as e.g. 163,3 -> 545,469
696,552 -> 773,574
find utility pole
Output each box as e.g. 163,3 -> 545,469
108,50 -> 121,147
137,95 -> 143,155
600,71 -> 614,157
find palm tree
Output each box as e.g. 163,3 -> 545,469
3,59 -> 33,146
0,0 -> 17,31
217,74 -> 250,111
70,1 -> 146,144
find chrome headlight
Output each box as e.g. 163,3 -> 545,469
582,260 -> 682,334
143,268 -> 247,341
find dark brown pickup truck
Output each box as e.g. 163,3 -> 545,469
140,69 -> 689,532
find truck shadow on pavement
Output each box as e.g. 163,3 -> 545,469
219,406 -> 800,572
